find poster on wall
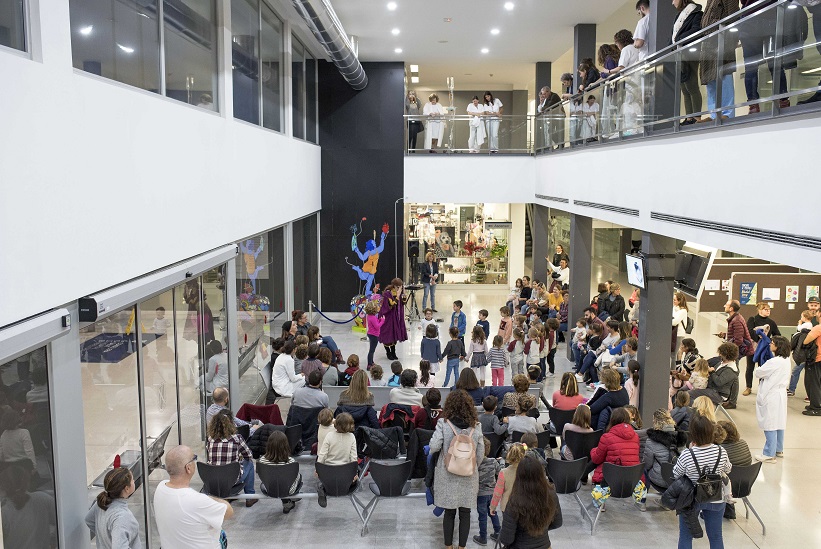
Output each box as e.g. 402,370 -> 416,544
761,288 -> 781,301
807,286 -> 820,301
785,286 -> 800,303
434,226 -> 456,258
721,280 -> 730,291
704,279 -> 720,291
740,282 -> 758,305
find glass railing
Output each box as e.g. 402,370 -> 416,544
405,114 -> 532,154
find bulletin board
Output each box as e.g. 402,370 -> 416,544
728,272 -> 821,326
698,263 -> 799,313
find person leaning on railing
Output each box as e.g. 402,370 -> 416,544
406,90 -> 424,151
423,93 -> 445,152
536,86 -> 564,150
671,0 -> 704,125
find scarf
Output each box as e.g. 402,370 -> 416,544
672,2 -> 699,43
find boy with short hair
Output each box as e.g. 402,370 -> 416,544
451,300 -> 467,344
477,309 -> 490,340
387,361 -> 403,387
479,395 -> 507,435
443,326 -> 466,387
474,436 -> 502,546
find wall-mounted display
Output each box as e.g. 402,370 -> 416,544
786,285 -> 799,302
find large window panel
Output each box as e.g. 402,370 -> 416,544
164,0 -> 218,110
69,0 -> 161,92
292,36 -> 305,139
306,51 -> 317,143
260,3 -> 283,131
292,214 -> 318,311
0,0 -> 26,52
232,0 -> 260,124
0,346 -> 58,548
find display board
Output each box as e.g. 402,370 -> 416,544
699,263 -> 800,313
728,272 -> 821,326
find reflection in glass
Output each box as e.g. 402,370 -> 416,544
292,37 -> 306,139
0,0 -> 26,52
0,347 -> 58,548
232,0 -> 260,124
306,52 -> 317,143
69,0 -> 161,92
261,4 -> 283,131
292,214 -> 318,311
164,0 -> 218,110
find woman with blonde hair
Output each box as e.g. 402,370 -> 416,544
692,395 -> 717,423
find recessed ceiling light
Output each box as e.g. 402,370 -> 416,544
391,28 -> 400,36
410,64 -> 419,73
79,25 -> 93,36
729,27 -> 738,32
394,48 -> 403,54
481,48 -> 489,54
387,2 -> 397,10
504,2 -> 515,10
411,76 -> 419,83
443,18 -> 452,23
117,43 -> 135,53
688,47 -> 697,52
491,28 -> 500,35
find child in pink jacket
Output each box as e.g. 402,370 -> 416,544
364,300 -> 384,368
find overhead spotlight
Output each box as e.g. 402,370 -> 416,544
387,2 -> 397,10
80,25 -> 93,36
411,76 -> 419,83
504,2 -> 515,10
410,64 -> 419,73
394,48 -> 403,54
391,28 -> 400,36
491,28 -> 500,35
481,48 -> 489,54
117,43 -> 135,53
688,47 -> 697,52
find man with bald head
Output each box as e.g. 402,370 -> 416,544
205,387 -> 260,430
154,445 -> 234,548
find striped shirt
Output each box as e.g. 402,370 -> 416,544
673,444 -> 732,500
489,347 -> 509,369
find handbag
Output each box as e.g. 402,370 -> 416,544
690,447 -> 724,503
681,316 -> 694,335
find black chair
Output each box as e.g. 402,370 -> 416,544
237,424 -> 251,441
547,457 -> 592,526
535,431 -> 554,450
511,430 -> 525,443
486,432 -> 506,459
257,461 -> 301,499
197,462 -> 243,499
591,463 -> 644,534
500,406 -> 516,418
728,461 -> 765,534
315,461 -> 367,520
564,429 -> 603,463
272,424 -> 303,454
548,407 -> 576,440
361,460 -> 418,536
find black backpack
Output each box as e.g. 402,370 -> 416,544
792,328 -> 817,365
690,447 -> 725,504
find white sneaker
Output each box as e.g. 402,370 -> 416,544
754,454 -> 776,464
574,374 -> 584,382
775,452 -> 784,458
547,372 -> 555,378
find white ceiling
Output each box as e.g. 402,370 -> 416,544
332,0 -> 634,92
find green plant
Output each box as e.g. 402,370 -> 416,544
489,242 -> 508,259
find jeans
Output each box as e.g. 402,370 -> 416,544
705,74 -> 735,118
578,351 -> 597,378
423,282 -> 436,310
240,459 -> 256,494
443,507 -> 471,547
573,345 -> 583,372
320,336 -> 339,356
678,501 -> 725,549
520,304 -> 529,316
367,334 -> 379,366
444,358 -> 460,387
476,495 -> 500,540
789,362 -> 805,393
763,429 -> 784,457
538,357 -> 547,381
491,367 -> 505,386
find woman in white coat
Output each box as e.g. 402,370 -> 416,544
466,96 -> 486,153
753,336 -> 791,463
272,340 -> 305,397
671,292 -> 689,361
423,93 -> 446,152
482,91 -> 503,152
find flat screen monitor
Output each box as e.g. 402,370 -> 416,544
675,252 -> 710,298
626,254 -> 646,289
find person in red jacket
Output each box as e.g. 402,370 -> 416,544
718,300 -> 753,361
589,407 -> 640,485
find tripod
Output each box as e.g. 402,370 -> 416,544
405,286 -> 421,322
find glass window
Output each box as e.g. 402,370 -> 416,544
0,0 -> 26,52
69,0 -> 161,92
0,346 -> 58,548
292,213 -> 318,311
261,3 -> 283,131
292,36 -> 305,139
306,50 -> 317,143
232,0 -> 260,124
163,0 -> 218,110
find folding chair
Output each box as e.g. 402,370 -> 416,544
591,463 -> 644,535
360,460 -> 425,536
547,457 -> 592,526
728,461 -> 765,534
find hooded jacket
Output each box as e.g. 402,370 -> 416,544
606,294 -> 626,322
589,423 -> 640,484
335,403 -> 380,429
708,361 -> 739,399
644,427 -> 687,489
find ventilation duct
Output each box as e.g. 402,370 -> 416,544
291,0 -> 367,90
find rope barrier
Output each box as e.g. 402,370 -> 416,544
311,303 -> 366,324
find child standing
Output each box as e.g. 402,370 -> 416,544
443,326 -> 466,387
624,360 -> 641,407
474,436 -> 502,546
364,300 -> 384,368
420,308 -> 436,334
524,327 -> 543,382
476,309 -> 491,340
498,306 -> 513,344
420,323 -> 443,374
466,325 -> 489,386
451,300 -> 467,344
507,328 -> 526,377
488,335 -> 509,387
545,318 -> 560,378
386,361 -> 403,387
490,443 -> 526,516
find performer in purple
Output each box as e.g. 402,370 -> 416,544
378,278 -> 409,360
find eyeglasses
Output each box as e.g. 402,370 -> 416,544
186,455 -> 198,467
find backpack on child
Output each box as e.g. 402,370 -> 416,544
444,421 -> 476,477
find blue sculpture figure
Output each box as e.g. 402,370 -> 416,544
346,219 -> 389,296
239,237 -> 265,293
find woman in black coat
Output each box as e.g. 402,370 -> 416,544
671,0 -> 704,125
499,455 -> 562,549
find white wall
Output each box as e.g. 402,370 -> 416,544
0,3 -> 321,327
535,115 -> 821,273
404,156 -> 535,203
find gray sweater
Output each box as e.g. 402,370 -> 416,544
479,413 -> 507,435
85,498 -> 143,549
478,457 -> 502,496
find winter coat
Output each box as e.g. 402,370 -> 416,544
354,426 -> 405,459
428,418 -> 484,509
589,388 -> 629,431
605,294 -> 626,322
407,428 -> 434,479
661,476 -> 703,538
644,428 -> 685,489
245,423 -> 279,459
699,0 -> 739,84
589,423 -> 640,484
752,329 -> 773,366
708,361 -> 739,400
286,405 -> 322,448
754,355 -> 790,431
335,404 -> 380,430
726,313 -> 754,356
671,406 -> 692,431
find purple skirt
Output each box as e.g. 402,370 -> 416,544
378,291 -> 408,344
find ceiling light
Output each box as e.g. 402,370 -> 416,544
410,64 -> 419,73
443,18 -> 452,23
411,76 -> 419,83
481,48 -> 489,54
504,2 -> 515,10
394,48 -> 403,54
391,28 -> 400,36
387,2 -> 397,10
79,25 -> 93,36
787,3 -> 798,8
688,47 -> 697,52
117,43 -> 135,53
729,27 -> 738,32
491,28 -> 500,35
802,66 -> 821,74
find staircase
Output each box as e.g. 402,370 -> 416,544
524,204 -> 534,276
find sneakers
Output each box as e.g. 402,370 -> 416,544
282,500 -> 296,514
779,98 -> 791,109
317,485 -> 327,508
473,535 -> 488,546
786,390 -> 795,397
754,454 -> 777,464
776,452 -> 784,458
742,388 -> 752,396
547,372 -> 555,378
575,373 -> 584,382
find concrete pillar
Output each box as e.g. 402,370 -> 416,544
567,214 -> 593,360
648,0 -> 678,55
636,233 -> 677,420
531,205 -> 551,285
536,62 -> 552,94
573,24 -> 597,83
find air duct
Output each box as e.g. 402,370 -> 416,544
291,0 -> 367,90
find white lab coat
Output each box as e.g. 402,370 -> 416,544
483,98 -> 503,151
754,355 -> 790,431
467,103 -> 486,151
423,102 -> 445,149
272,353 -> 305,397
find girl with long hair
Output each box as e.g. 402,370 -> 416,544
499,455 -> 563,548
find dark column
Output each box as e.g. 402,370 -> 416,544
648,0 -> 678,55
567,214 -> 593,360
573,24 -> 597,81
532,205 -> 550,285
536,62 -> 552,92
636,233 -> 677,420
